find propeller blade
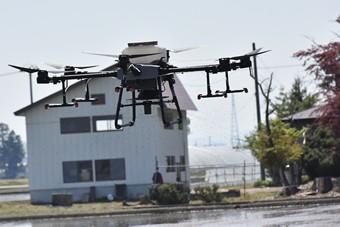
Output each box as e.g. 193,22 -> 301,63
84,52 -> 162,59
246,48 -> 271,57
8,64 -> 67,74
170,46 -> 200,53
74,65 -> 98,69
246,48 -> 263,56
8,64 -> 40,73
46,63 -> 99,70
83,52 -> 119,58
45,63 -> 64,70
230,48 -> 271,60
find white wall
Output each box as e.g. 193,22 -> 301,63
23,77 -> 189,190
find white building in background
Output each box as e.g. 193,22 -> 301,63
15,74 -> 196,204
188,146 -> 261,186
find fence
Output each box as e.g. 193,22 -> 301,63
190,162 -> 261,187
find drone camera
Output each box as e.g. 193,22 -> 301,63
37,70 -> 50,84
239,57 -> 252,68
218,58 -> 231,71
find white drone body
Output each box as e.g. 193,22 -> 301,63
122,41 -> 168,65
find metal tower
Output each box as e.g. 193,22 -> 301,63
230,94 -> 241,149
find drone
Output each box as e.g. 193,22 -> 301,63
9,41 -> 269,129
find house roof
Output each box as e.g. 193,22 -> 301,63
283,106 -> 322,121
14,66 -> 197,116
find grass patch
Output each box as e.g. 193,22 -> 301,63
0,189 -> 281,219
226,191 -> 279,203
0,201 -> 132,218
221,184 -> 254,190
0,179 -> 28,187
190,190 -> 280,205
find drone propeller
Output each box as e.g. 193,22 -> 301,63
8,64 -> 67,74
83,52 -> 162,59
230,48 -> 271,60
46,63 -> 98,70
8,64 -> 40,73
169,46 -> 200,53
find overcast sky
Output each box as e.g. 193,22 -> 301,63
0,0 -> 339,146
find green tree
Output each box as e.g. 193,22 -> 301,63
271,77 -> 318,184
273,77 -> 318,119
293,16 -> 340,179
303,123 -> 340,178
247,119 -> 304,190
0,123 -> 25,179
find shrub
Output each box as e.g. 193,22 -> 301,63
150,184 -> 190,205
194,184 -> 222,203
253,180 -> 273,188
301,175 -> 310,184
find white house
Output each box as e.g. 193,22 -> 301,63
15,73 -> 196,203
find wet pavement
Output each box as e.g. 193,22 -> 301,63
2,203 -> 340,226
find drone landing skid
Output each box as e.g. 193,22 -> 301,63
197,71 -> 248,100
115,83 -> 136,129
114,76 -> 183,129
158,76 -> 182,128
45,103 -> 76,109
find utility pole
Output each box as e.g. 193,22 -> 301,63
252,42 -> 265,180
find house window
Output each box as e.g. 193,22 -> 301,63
91,93 -> 106,105
164,109 -> 175,130
180,155 -> 186,171
63,160 -> 93,183
161,108 -> 183,130
92,115 -> 123,132
60,117 -> 91,134
166,156 -> 176,172
95,158 -> 126,181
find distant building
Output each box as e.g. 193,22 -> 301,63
15,75 -> 196,203
188,146 -> 260,186
282,106 -> 322,128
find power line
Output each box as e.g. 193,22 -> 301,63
258,64 -> 302,69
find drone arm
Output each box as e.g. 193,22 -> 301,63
160,64 -> 219,74
39,71 -> 118,85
